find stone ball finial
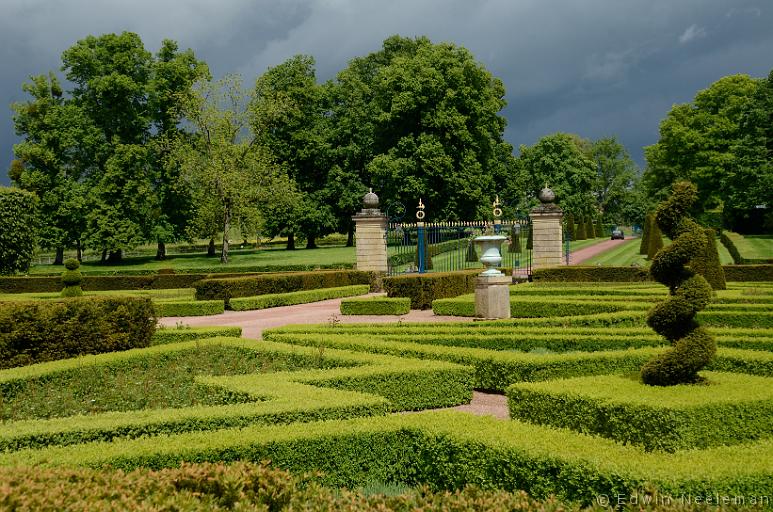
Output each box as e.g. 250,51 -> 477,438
538,187 -> 556,204
363,188 -> 379,209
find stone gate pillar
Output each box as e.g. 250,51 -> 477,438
530,187 -> 564,267
352,189 -> 388,272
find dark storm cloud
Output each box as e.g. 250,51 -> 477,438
2,0 -> 771,185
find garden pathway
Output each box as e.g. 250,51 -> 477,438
567,237 -> 629,265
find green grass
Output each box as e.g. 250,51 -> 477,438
28,245 -> 356,274
577,238 -> 648,266
733,234 -> 773,260
0,344 -> 349,422
581,237 -> 735,266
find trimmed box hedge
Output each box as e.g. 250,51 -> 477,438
151,326 -> 242,345
431,295 -> 638,317
0,296 -> 156,369
383,270 -> 483,309
507,372 -> 773,452
340,296 -> 411,315
230,285 -> 369,311
0,337 -> 471,451
152,300 -> 225,317
195,270 -> 372,302
3,411 -> 772,506
722,264 -> 773,282
265,330 -> 773,390
531,266 -> 652,282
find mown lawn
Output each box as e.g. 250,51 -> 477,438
28,245 -> 356,275
581,237 -> 735,266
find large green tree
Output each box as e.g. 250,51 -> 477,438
176,75 -> 286,264
516,133 -> 597,217
252,55 -> 334,249
644,72 -> 771,228
370,37 -> 513,220
11,74 -> 101,263
590,137 -> 644,224
12,32 -> 207,262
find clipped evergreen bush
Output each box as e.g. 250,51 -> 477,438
639,213 -> 653,254
0,187 -> 38,275
593,217 -> 603,238
690,228 -> 726,290
507,226 -> 521,253
383,270 -> 480,309
526,225 -> 533,249
0,296 -> 156,369
60,258 -> 83,297
465,240 -> 478,261
646,219 -> 664,260
641,181 -> 716,386
574,218 -> 586,240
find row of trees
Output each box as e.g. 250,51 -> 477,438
644,69 -> 773,232
10,32 -> 647,265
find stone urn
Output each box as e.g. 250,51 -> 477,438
474,235 -> 506,276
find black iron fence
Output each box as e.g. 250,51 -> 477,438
386,219 -> 532,276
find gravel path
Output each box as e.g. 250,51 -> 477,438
568,238 -> 629,265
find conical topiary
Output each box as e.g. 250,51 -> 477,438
509,226 -> 522,253
565,213 -> 576,241
690,228 -> 727,290
639,213 -> 653,255
641,181 -> 716,386
575,217 -> 587,240
526,225 -> 533,250
61,258 -> 83,297
647,220 -> 664,260
466,240 -> 479,261
594,217 -> 603,238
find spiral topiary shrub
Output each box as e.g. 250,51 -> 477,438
641,181 -> 716,386
60,258 -> 83,297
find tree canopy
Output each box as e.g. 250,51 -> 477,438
644,71 -> 772,230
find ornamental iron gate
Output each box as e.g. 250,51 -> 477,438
386,218 -> 532,276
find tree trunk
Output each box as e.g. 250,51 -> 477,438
53,247 -> 64,265
76,240 -> 82,262
207,238 -> 216,257
286,232 -> 295,250
346,224 -> 354,247
107,249 -> 122,263
221,206 -> 231,264
101,249 -> 107,263
306,233 -> 317,249
155,241 -> 166,261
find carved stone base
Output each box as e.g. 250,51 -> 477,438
475,274 -> 511,319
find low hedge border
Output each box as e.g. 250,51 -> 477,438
230,285 -> 369,311
271,324 -> 773,352
340,297 -> 411,315
151,326 -> 243,345
722,265 -> 773,282
264,331 -> 773,390
431,296 -> 641,317
195,271 -> 373,302
532,265 -> 773,282
0,296 -> 156,369
153,300 -> 225,317
2,411 -> 771,505
506,371 -> 773,452
383,270 -> 482,309
0,338 -> 472,451
1,462 -> 648,512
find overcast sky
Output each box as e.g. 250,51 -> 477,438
1,0 -> 771,186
